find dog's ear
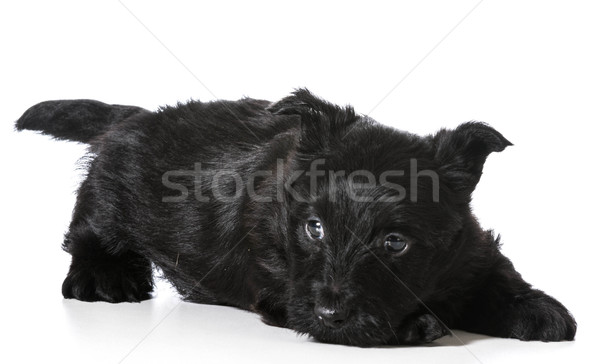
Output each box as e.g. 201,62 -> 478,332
268,89 -> 359,151
433,122 -> 512,193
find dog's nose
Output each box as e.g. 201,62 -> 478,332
314,305 -> 348,329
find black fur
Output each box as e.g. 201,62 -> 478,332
15,89 -> 576,346
15,99 -> 147,144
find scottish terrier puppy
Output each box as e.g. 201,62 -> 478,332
15,89 -> 576,346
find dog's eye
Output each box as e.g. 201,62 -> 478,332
384,234 -> 409,253
305,219 -> 324,240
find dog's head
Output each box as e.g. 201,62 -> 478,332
266,90 -> 511,346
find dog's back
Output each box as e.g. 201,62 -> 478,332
16,96 -> 298,306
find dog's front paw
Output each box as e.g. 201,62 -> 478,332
507,291 -> 576,341
395,313 -> 449,345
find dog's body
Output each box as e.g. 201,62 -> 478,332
15,90 -> 576,346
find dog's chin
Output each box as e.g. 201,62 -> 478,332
287,311 -> 397,347
309,326 -> 393,347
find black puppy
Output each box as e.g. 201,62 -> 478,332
15,89 -> 576,346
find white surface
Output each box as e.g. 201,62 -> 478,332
1,1 -> 598,363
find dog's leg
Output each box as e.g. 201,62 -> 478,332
61,178 -> 153,303
457,254 -> 576,341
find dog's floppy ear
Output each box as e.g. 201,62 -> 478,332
433,122 -> 512,193
268,89 -> 359,150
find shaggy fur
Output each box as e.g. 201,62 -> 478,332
15,89 -> 576,346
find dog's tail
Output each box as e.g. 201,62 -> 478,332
15,100 -> 148,144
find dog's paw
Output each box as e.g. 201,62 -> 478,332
395,313 -> 449,345
62,258 -> 153,303
507,292 -> 576,341
253,300 -> 288,328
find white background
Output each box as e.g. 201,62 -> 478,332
1,1 -> 598,363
